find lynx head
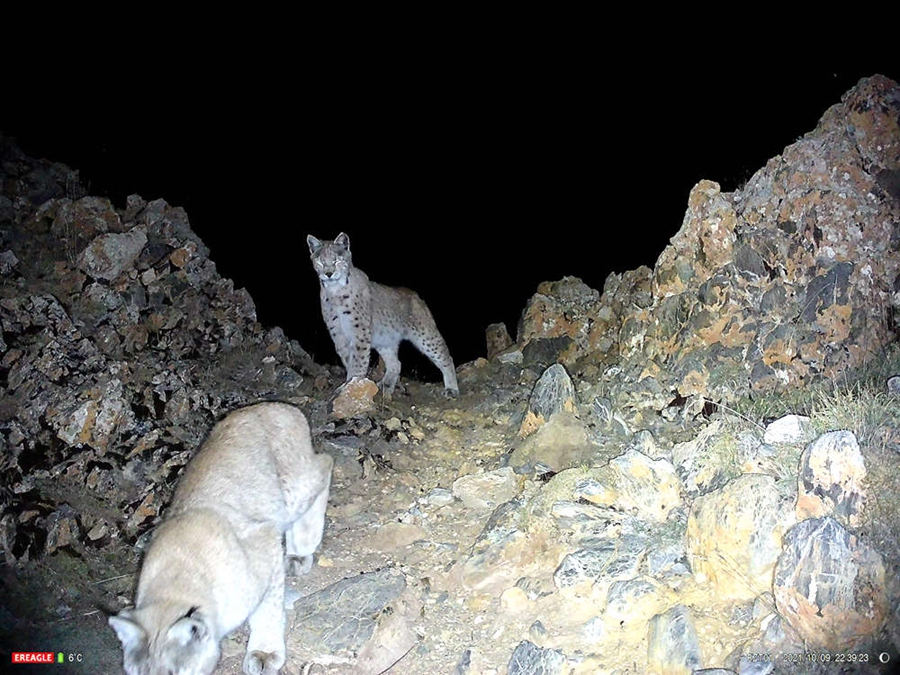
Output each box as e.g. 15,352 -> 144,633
307,232 -> 352,285
109,606 -> 220,675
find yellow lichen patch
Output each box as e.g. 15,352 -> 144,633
817,303 -> 852,344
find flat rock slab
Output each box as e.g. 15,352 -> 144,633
291,568 -> 407,656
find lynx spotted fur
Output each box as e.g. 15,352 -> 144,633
307,232 -> 459,397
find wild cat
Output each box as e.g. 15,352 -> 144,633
307,232 -> 459,397
108,402 -> 333,675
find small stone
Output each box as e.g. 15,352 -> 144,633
507,640 -> 566,675
486,322 -> 514,359
330,377 -> 379,419
452,467 -> 520,511
423,487 -> 455,507
888,376 -> 900,395
500,586 -> 529,614
763,414 -> 813,444
527,621 -> 548,642
367,522 -> 426,551
581,617 -> 605,642
647,605 -> 702,675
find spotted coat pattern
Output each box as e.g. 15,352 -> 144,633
307,232 -> 459,397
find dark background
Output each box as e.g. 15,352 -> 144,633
4,58 -> 897,381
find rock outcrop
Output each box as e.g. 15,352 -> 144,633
0,136 -> 318,562
516,74 -> 900,430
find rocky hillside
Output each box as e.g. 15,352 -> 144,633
1,75 -> 899,675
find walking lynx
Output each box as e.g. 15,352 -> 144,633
109,402 -> 333,675
307,232 -> 459,397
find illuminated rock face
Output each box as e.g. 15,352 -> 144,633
515,74 -> 900,422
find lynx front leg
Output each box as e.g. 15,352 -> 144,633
337,315 -> 372,382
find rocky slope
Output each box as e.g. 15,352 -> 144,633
1,74 -> 899,675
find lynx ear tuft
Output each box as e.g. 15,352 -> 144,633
109,612 -> 147,651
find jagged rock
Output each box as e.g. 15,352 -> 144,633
0,249 -> 19,274
601,449 -> 682,522
604,576 -> 663,623
330,377 -> 379,419
763,414 -> 813,444
686,474 -> 796,601
451,467 -> 520,511
506,640 -> 566,675
647,604 -> 702,675
548,500 -> 633,546
460,497 -> 554,594
590,396 -> 632,436
796,430 -> 866,527
42,505 -> 80,556
773,517 -> 888,649
518,363 -> 576,437
0,137 -> 316,563
345,592 -> 418,675
421,486 -> 454,507
485,322 -> 513,359
77,227 -> 148,281
517,276 -> 603,365
509,411 -> 594,473
671,421 -> 735,495
553,534 -> 648,591
549,449 -> 682,524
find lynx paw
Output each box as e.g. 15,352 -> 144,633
287,553 -> 313,576
243,649 -> 284,675
443,386 -> 459,398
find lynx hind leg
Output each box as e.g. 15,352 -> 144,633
285,453 -> 333,576
409,323 -> 459,397
407,296 -> 459,397
439,356 -> 460,398
243,575 -> 287,675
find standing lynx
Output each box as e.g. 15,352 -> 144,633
307,232 -> 459,397
109,402 -> 333,675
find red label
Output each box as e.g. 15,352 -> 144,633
11,652 -> 55,663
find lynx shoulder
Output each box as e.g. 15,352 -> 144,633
307,232 -> 459,397
108,401 -> 333,675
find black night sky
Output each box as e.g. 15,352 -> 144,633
4,55 -> 897,380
